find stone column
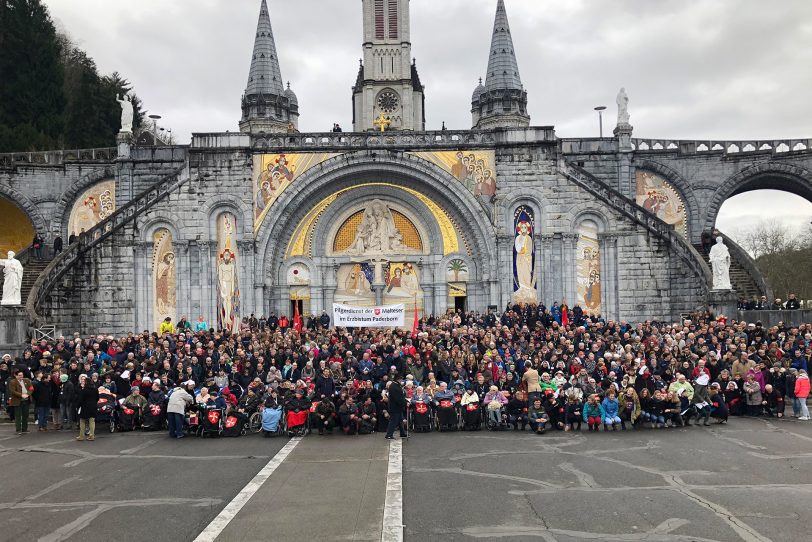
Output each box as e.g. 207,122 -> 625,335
614,123 -> 634,197
199,241 -> 216,325
540,234 -> 555,307
237,240 -> 255,318
133,241 -> 151,331
562,234 -> 579,305
600,233 -> 619,320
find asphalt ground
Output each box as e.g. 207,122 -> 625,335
1,417 -> 811,541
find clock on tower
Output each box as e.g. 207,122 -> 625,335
352,0 -> 425,131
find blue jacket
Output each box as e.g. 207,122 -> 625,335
601,397 -> 619,418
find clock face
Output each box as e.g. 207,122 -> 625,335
377,91 -> 400,113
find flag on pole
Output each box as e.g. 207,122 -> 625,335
293,300 -> 303,333
411,295 -> 419,339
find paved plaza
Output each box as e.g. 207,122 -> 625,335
1,417 -> 810,541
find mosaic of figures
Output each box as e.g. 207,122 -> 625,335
216,212 -> 240,333
68,179 -> 115,236
576,220 -> 602,315
152,228 -> 176,331
512,206 -> 537,305
334,261 -> 423,311
635,171 -> 688,238
253,152 -> 339,232
409,150 -> 497,204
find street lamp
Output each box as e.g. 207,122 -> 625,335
594,106 -> 607,138
148,114 -> 162,145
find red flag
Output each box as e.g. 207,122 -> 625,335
293,302 -> 303,333
411,296 -> 419,339
561,305 -> 569,327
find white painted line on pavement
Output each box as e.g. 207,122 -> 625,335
193,437 -> 302,542
381,439 -> 403,542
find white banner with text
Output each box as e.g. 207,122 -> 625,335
332,303 -> 405,327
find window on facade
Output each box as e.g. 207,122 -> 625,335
388,0 -> 398,39
375,0 -> 385,39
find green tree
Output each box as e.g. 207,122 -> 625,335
0,0 -> 66,150
0,1 -> 145,152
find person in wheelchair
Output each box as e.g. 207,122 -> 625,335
235,386 -> 262,422
285,388 -> 311,436
123,386 -> 148,420
433,381 -> 455,404
483,385 -> 508,427
411,386 -> 431,405
313,394 -> 336,435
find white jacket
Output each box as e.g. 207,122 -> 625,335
167,388 -> 193,414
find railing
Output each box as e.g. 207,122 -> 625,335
0,147 -> 117,167
25,164 -> 190,325
189,127 -> 558,152
630,138 -> 812,156
714,231 -> 773,300
563,163 -> 713,292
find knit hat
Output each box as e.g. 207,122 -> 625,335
60,374 -> 69,383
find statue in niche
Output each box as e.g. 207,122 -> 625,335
341,200 -> 419,256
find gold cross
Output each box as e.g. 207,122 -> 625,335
373,113 -> 392,133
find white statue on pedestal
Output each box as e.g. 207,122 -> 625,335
116,94 -> 134,133
616,87 -> 630,126
0,251 -> 24,305
709,237 -> 732,290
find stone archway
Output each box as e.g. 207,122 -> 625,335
704,162 -> 812,235
255,151 -> 498,314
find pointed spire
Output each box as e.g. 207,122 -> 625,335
246,0 -> 284,96
240,0 -> 298,134
484,0 -> 523,93
471,0 -> 530,129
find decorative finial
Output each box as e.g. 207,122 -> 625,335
287,81 -> 290,90
479,77 -> 483,85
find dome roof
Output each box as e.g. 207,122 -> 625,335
472,78 -> 486,101
284,82 -> 298,105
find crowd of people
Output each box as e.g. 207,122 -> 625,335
1,304 -> 811,442
739,293 -> 806,311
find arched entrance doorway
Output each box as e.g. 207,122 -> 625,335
255,152 -> 498,318
0,196 -> 35,254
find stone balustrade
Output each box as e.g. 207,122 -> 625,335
631,138 -> 812,156
190,127 -> 557,151
0,147 -> 117,167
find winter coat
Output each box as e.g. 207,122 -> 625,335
743,380 -> 762,406
60,380 -> 76,406
76,384 -> 99,419
167,388 -> 193,414
582,401 -> 605,422
32,379 -> 52,408
618,393 -> 641,421
460,392 -> 479,406
601,397 -> 620,418
795,374 -> 811,398
522,368 -> 541,393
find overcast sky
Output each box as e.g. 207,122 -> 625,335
44,0 -> 812,237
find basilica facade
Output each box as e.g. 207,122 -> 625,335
9,0 -> 812,337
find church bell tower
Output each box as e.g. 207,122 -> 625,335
353,0 -> 425,131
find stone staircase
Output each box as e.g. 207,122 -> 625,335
26,165 -> 190,325
692,232 -> 768,301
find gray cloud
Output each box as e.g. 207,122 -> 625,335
44,0 -> 812,233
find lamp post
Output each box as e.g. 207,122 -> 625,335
148,114 -> 162,145
594,106 -> 607,138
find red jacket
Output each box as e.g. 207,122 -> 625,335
794,375 -> 810,398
